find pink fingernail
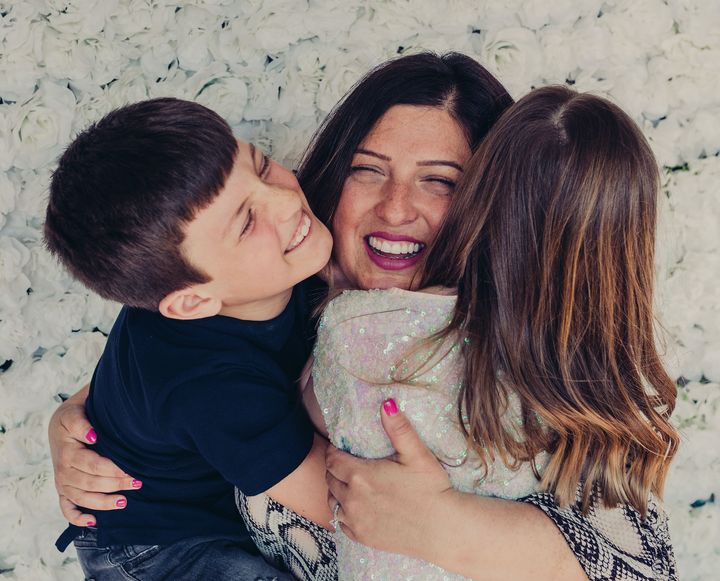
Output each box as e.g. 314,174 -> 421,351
86,520 -> 96,527
116,499 -> 127,508
132,479 -> 143,488
382,399 -> 398,416
85,429 -> 97,444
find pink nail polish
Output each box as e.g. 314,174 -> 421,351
132,479 -> 143,488
85,429 -> 97,444
86,520 -> 96,527
382,398 -> 398,416
116,499 -> 127,508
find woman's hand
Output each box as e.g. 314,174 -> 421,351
49,385 -> 139,526
325,399 -> 453,555
325,400 -> 587,581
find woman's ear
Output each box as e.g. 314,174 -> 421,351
158,288 -> 222,320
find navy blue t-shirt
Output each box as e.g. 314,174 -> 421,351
57,280 -> 320,550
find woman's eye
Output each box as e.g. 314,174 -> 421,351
349,165 -> 384,183
423,177 -> 456,195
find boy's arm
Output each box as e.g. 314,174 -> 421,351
263,433 -> 333,530
299,355 -> 329,438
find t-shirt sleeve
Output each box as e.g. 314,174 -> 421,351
159,368 -> 315,495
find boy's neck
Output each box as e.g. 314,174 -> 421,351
217,288 -> 294,321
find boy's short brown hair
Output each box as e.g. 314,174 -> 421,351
45,98 -> 238,310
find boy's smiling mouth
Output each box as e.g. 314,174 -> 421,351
286,212 -> 312,253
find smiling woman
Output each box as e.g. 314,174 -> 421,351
332,105 -> 471,289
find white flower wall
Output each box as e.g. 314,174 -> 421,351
0,0 -> 718,578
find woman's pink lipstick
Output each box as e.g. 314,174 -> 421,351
363,232 -> 426,271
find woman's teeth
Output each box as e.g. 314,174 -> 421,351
367,236 -> 422,256
288,214 -> 311,250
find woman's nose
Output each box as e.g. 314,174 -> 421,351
375,181 -> 417,225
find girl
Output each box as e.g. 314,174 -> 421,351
311,85 -> 679,579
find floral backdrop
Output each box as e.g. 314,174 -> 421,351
0,0 -> 718,579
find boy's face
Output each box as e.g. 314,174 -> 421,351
179,140 -> 332,320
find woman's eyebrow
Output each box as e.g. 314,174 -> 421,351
417,160 -> 464,171
356,148 -> 390,161
356,148 -> 463,171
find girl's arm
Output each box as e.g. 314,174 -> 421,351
325,402 -> 588,581
48,385 -> 137,525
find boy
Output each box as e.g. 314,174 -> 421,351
45,98 -> 333,579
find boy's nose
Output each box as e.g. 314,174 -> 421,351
264,183 -> 303,223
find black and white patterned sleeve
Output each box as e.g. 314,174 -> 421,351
520,489 -> 677,581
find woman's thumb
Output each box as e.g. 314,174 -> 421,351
380,399 -> 431,463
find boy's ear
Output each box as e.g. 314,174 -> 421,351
158,288 -> 222,320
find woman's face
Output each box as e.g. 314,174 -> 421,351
332,105 -> 472,290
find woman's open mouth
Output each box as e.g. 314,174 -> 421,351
364,233 -> 426,271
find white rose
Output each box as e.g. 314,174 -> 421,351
139,41 -> 178,80
59,332 -> 107,384
0,236 -> 30,286
42,28 -> 95,82
15,168 -> 51,223
601,0 -> 674,49
0,312 -> 28,363
244,72 -> 286,121
26,246 -> 75,298
182,63 -> 248,125
0,53 -> 44,105
473,27 -> 543,95
518,0 -> 602,29
0,171 -> 18,231
175,5 -> 217,71
10,83 -> 76,170
27,292 -> 87,349
315,58 -> 366,114
44,0 -> 111,37
82,293 -> 121,335
108,0 -> 155,39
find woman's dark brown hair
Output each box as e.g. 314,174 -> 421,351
296,51 -> 513,227
421,86 -> 679,514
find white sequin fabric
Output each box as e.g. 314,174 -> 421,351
313,288 -> 548,580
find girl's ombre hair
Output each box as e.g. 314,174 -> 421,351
420,86 -> 679,514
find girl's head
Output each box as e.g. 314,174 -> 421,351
423,85 -> 678,514
297,52 -> 512,290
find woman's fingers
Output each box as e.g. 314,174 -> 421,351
59,495 -> 96,527
68,447 -> 133,480
326,472 -> 349,505
63,485 -> 128,512
60,463 -> 139,494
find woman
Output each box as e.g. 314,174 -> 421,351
48,53 -> 675,580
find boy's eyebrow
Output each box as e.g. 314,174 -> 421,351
355,148 -> 463,171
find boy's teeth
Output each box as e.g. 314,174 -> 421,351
289,214 -> 311,250
368,236 -> 422,255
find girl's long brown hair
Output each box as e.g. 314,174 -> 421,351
420,86 -> 679,515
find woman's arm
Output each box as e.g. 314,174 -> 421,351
48,385 -> 138,525
325,402 -> 587,581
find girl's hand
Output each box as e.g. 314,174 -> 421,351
49,386 -> 138,526
324,399 -> 453,556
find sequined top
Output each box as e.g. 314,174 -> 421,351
312,288 -> 549,580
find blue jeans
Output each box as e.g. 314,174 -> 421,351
73,528 -> 294,580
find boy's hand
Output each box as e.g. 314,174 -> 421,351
49,386 -> 139,526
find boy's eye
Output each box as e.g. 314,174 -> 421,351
259,154 -> 270,179
240,208 -> 254,239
